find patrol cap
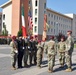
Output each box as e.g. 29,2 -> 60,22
67,30 -> 72,34
50,36 -> 54,39
12,36 -> 16,40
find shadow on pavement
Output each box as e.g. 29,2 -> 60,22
72,63 -> 76,71
54,63 -> 76,72
42,60 -> 48,65
54,65 -> 67,72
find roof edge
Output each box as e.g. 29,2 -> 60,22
46,8 -> 73,20
0,0 -> 12,8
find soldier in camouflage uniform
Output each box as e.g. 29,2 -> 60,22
27,36 -> 34,65
58,37 -> 66,68
65,31 -> 74,72
45,36 -> 57,73
37,40 -> 43,68
10,36 -> 18,70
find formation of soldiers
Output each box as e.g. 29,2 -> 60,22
10,30 -> 74,73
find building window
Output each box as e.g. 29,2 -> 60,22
54,29 -> 55,34
44,11 -> 46,14
51,21 -> 53,25
34,26 -> 37,33
35,0 -> 38,6
57,16 -> 58,20
3,22 -> 5,28
48,21 -> 50,25
29,0 -> 30,5
44,3 -> 46,9
35,9 -> 37,15
3,14 -> 5,20
48,13 -> 50,17
0,16 -> 1,20
51,14 -> 53,18
54,15 -> 56,20
51,29 -> 53,32
35,18 -> 37,24
54,22 -> 55,27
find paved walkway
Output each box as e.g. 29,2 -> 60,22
0,45 -> 76,75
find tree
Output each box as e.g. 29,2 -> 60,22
17,29 -> 22,37
2,25 -> 8,36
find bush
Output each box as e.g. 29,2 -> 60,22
17,29 -> 22,37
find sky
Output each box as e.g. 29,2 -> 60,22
0,0 -> 76,14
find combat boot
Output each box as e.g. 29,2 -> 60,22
12,67 -> 16,70
65,68 -> 72,72
37,65 -> 41,69
48,70 -> 53,73
59,65 -> 64,68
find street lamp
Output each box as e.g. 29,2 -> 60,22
56,22 -> 59,36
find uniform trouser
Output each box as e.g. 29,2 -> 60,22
28,51 -> 33,65
33,51 -> 37,64
59,52 -> 65,65
18,51 -> 24,67
37,55 -> 42,66
23,50 -> 28,66
48,54 -> 55,71
11,53 -> 18,68
65,52 -> 72,68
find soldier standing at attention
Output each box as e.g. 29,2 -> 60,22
23,35 -> 29,67
58,37 -> 66,68
37,40 -> 43,68
45,36 -> 57,73
65,31 -> 74,72
10,36 -> 18,70
33,35 -> 38,65
28,36 -> 34,66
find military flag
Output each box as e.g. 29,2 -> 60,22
21,4 -> 27,37
28,7 -> 33,30
42,14 -> 47,40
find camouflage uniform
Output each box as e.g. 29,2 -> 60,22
45,40 -> 56,72
58,41 -> 66,66
10,40 -> 18,69
37,42 -> 43,68
65,36 -> 74,70
27,39 -> 34,65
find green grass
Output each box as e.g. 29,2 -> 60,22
74,44 -> 76,48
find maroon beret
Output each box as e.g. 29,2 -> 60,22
50,36 -> 54,39
34,35 -> 38,38
12,36 -> 16,40
67,30 -> 72,33
38,40 -> 41,43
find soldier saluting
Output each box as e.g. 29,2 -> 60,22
44,36 -> 57,73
